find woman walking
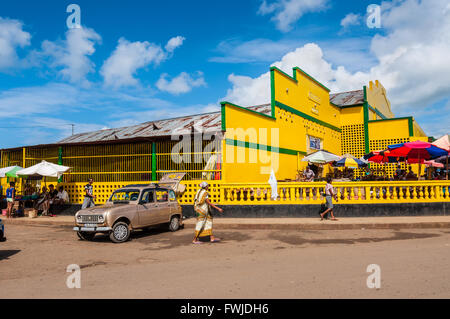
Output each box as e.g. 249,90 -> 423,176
320,177 -> 338,221
192,182 -> 223,244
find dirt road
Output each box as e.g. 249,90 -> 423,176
0,224 -> 449,298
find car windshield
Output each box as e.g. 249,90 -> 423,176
109,189 -> 140,203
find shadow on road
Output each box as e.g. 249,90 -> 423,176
269,231 -> 441,246
0,250 -> 21,260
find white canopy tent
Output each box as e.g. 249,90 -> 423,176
301,150 -> 341,164
16,161 -> 70,179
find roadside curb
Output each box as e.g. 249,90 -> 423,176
181,221 -> 450,230
4,218 -> 450,230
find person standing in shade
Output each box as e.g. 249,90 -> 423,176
5,182 -> 16,219
192,181 -> 223,244
82,178 -> 96,209
320,177 -> 338,221
304,165 -> 315,182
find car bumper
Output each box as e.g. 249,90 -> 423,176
73,226 -> 112,232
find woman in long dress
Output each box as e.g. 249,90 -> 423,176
192,182 -> 223,244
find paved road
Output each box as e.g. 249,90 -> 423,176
0,224 -> 449,298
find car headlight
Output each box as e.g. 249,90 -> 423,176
76,215 -> 82,221
98,215 -> 104,222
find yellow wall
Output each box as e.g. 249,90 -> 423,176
221,67 -> 343,182
369,119 -> 411,140
339,106 -> 364,125
274,67 -> 341,129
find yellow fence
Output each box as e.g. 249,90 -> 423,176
59,180 -> 450,206
220,181 -> 450,205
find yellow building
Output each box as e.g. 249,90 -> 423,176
222,66 -> 428,182
1,65 -> 429,202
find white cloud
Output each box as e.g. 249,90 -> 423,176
224,0 -> 450,119
340,13 -> 361,29
165,36 -> 185,53
101,36 -> 185,88
0,17 -> 31,71
257,0 -> 329,32
41,27 -> 101,86
156,71 -> 206,95
224,72 -> 271,106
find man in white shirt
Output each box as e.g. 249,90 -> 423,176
56,186 -> 70,204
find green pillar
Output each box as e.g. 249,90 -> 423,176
58,147 -> 63,183
151,142 -> 157,181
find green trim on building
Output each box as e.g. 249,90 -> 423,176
367,116 -> 413,123
363,86 -> 370,154
220,101 -> 276,121
335,103 -> 365,109
151,142 -> 157,181
270,68 -> 276,117
269,66 -> 331,93
270,66 -> 298,84
408,118 -> 414,137
367,104 -> 387,120
292,67 -> 331,92
225,138 -> 307,156
274,101 -> 342,133
220,103 -> 226,131
368,116 -> 414,136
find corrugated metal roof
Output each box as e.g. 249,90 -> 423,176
57,104 -> 272,144
330,90 -> 364,107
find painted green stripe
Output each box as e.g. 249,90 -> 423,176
270,66 -> 331,93
270,68 -> 276,117
225,139 -> 306,156
220,101 -> 275,120
274,101 -> 342,133
220,103 -> 226,131
292,67 -> 331,92
363,86 -> 370,154
368,117 -> 414,137
367,104 -> 387,120
368,116 -> 413,123
408,118 -> 414,136
151,141 -> 157,181
270,66 -> 298,83
336,103 -> 364,109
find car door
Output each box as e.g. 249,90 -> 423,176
137,189 -> 157,226
154,189 -> 170,224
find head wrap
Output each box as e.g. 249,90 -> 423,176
199,181 -> 209,189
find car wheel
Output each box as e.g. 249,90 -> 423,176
77,231 -> 96,241
110,222 -> 130,243
169,216 -> 180,232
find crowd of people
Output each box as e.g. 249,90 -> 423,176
1,182 -> 70,218
297,164 -> 447,183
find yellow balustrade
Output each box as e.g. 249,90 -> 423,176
49,180 -> 450,206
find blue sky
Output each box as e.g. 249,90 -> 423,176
0,0 -> 449,148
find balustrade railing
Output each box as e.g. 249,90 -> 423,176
218,181 -> 450,205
